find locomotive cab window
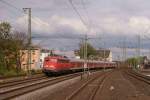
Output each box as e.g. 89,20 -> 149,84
44,58 -> 57,62
45,59 -> 49,62
58,59 -> 69,63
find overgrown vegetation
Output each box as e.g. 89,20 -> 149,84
78,42 -> 97,59
125,57 -> 145,69
0,22 -> 28,77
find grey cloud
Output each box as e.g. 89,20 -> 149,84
2,0 -> 150,59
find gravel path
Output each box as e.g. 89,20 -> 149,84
95,70 -> 150,100
40,70 -> 150,100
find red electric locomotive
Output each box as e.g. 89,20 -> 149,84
42,56 -> 71,75
43,56 -> 116,76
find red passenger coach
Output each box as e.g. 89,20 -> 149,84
43,56 -> 116,76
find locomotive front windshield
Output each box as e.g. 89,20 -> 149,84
45,58 -> 57,62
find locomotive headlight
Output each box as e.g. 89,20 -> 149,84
50,65 -> 55,68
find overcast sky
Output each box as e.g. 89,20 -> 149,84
1,0 -> 150,59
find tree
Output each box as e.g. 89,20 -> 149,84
126,57 -> 138,67
0,22 -> 27,75
126,56 -> 145,68
0,22 -> 11,39
11,31 -> 27,72
78,42 -> 97,59
0,22 -> 12,71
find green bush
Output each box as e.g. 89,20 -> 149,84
0,65 -> 7,76
0,65 -> 42,77
0,66 -> 26,77
30,69 -> 42,75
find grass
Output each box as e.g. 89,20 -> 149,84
0,66 -> 26,78
0,66 -> 42,78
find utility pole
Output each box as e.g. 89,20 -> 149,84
84,34 -> 88,78
23,8 -> 31,75
123,38 -> 127,61
103,42 -> 106,70
103,42 -> 106,61
137,35 -> 141,69
149,49 -> 150,59
83,34 -> 89,78
137,35 -> 141,57
121,38 -> 127,67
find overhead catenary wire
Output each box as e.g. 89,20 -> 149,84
81,0 -> 104,46
0,0 -> 56,48
68,0 -> 90,77
0,0 -> 49,50
1,0 -> 93,40
1,0 -> 94,35
81,0 -> 92,30
0,0 -> 25,19
0,0 -> 23,13
68,0 -> 88,28
0,0 -> 46,29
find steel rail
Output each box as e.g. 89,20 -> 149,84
125,70 -> 150,85
88,72 -> 110,100
0,74 -> 44,85
0,73 -> 81,100
0,76 -> 47,88
65,71 -> 111,100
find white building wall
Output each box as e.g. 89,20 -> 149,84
40,53 -> 50,68
107,51 -> 113,62
20,48 -> 41,70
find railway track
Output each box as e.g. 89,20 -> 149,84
125,70 -> 150,85
65,70 -> 112,100
0,72 -> 81,100
88,73 -> 108,100
0,74 -> 45,85
0,75 -> 47,89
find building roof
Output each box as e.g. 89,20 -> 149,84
96,49 -> 110,58
41,49 -> 51,53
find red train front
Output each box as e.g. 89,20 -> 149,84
43,56 -> 71,75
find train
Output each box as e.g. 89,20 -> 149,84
42,56 -> 116,76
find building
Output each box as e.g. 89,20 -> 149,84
20,48 -> 41,71
141,56 -> 150,69
53,50 -> 76,59
96,49 -> 112,62
40,49 -> 51,68
74,49 -> 113,62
